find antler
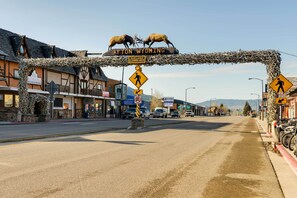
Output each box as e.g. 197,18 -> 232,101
134,34 -> 144,44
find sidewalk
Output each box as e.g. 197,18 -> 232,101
256,118 -> 297,198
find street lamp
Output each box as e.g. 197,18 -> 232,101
185,87 -> 196,110
251,93 -> 260,112
248,77 -> 264,120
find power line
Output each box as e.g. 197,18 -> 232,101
279,51 -> 297,58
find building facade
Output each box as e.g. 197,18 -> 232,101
0,28 -> 116,121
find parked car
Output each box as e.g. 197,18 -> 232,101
122,108 -> 136,119
171,111 -> 180,118
141,108 -> 150,119
122,108 -> 150,119
153,109 -> 168,118
185,110 -> 194,117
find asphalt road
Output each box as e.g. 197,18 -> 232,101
0,118 -> 191,142
0,116 -> 283,197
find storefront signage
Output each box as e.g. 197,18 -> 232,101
102,91 -> 109,97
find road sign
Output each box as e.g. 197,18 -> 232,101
129,70 -> 148,89
134,95 -> 142,104
45,81 -> 58,95
275,97 -> 287,105
269,74 -> 293,93
134,89 -> 143,95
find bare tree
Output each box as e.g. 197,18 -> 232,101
150,89 -> 163,111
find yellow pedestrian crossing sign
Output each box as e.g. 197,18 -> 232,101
270,74 -> 293,93
129,70 -> 148,89
134,89 -> 143,95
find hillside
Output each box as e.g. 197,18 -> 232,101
196,99 -> 259,110
126,87 -> 258,110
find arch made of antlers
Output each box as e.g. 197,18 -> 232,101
19,50 -> 281,124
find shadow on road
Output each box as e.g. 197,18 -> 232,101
46,136 -> 156,145
124,120 -> 233,134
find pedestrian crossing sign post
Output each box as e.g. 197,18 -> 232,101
275,98 -> 287,105
269,74 -> 293,94
129,68 -> 148,89
134,89 -> 143,95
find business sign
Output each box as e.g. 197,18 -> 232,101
163,97 -> 174,107
102,91 -> 109,97
115,83 -> 127,100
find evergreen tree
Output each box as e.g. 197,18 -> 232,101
243,101 -> 252,116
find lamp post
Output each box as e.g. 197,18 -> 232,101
185,87 -> 195,110
251,93 -> 260,112
248,77 -> 264,120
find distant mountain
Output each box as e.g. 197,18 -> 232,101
196,99 -> 259,110
126,87 -> 258,110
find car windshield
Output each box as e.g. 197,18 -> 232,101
126,109 -> 135,113
156,109 -> 163,112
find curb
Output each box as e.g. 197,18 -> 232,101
276,144 -> 297,176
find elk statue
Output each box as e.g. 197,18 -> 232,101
136,33 -> 175,48
108,34 -> 136,50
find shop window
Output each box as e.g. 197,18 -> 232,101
15,95 -> 19,108
4,94 -> 13,107
54,98 -> 63,108
63,103 -> 69,110
0,94 -> 3,108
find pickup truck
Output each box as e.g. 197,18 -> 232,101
185,110 -> 194,117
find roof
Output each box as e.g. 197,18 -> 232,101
0,28 -> 110,79
0,28 -> 77,75
0,49 -> 8,56
89,67 -> 109,81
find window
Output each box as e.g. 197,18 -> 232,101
19,45 -> 24,55
0,94 -> 3,108
54,98 -> 63,108
63,103 -> 69,109
4,94 -> 13,107
97,84 -> 101,90
80,80 -> 88,89
14,69 -> 19,78
15,95 -> 19,108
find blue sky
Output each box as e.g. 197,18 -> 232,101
1,0 -> 297,103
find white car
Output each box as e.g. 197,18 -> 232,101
185,110 -> 194,117
141,108 -> 150,119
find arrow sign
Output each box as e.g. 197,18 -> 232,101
275,97 -> 287,105
134,89 -> 143,95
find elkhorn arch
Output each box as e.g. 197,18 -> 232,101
19,50 -> 280,124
